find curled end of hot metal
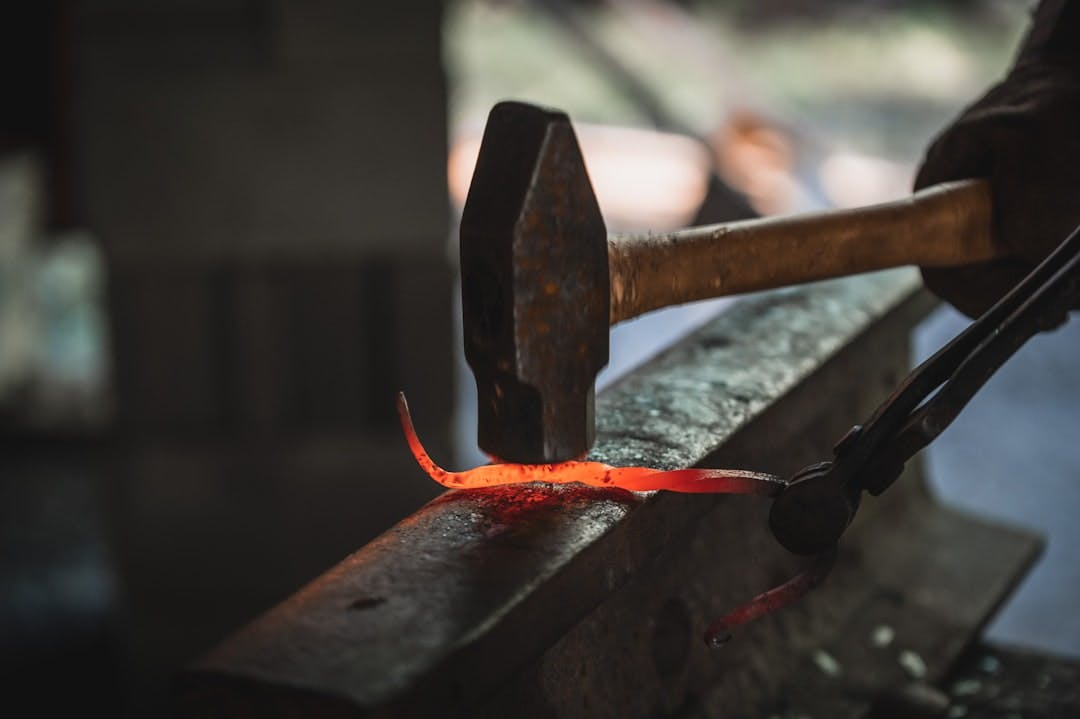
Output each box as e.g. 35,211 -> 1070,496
703,546 -> 838,648
396,391 -> 455,486
395,391 -> 414,448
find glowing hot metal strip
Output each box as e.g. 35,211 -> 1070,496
397,391 -> 831,645
703,547 -> 838,648
396,392 -> 783,495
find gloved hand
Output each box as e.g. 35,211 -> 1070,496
915,30 -> 1080,318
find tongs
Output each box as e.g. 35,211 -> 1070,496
770,221 -> 1080,557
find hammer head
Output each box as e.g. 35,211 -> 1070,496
461,101 -> 609,464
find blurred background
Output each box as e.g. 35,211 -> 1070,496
3,1 -> 1076,716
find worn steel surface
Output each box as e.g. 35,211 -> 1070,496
589,270 -> 931,471
178,270 -> 1039,717
460,101 -> 610,465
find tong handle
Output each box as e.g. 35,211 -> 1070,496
770,220 -> 1080,555
859,220 -> 1080,495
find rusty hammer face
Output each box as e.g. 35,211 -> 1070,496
461,101 -> 609,464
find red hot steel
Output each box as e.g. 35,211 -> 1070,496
397,392 -> 833,646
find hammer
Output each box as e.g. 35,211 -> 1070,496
461,101 -> 999,464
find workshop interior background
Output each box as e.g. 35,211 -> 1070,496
2,0 -> 1077,715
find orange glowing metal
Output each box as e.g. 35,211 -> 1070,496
396,391 -> 832,648
396,392 -> 783,496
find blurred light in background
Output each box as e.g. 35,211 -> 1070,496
449,123 -> 711,231
0,152 -> 109,429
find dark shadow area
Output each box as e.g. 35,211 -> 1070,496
2,2 -> 451,715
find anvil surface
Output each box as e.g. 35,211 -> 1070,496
179,270 -> 1039,718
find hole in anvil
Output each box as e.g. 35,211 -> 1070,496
348,596 -> 387,611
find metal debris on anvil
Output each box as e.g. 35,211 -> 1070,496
899,649 -> 928,679
951,678 -> 982,697
871,624 -> 895,648
811,648 -> 842,677
979,654 -> 1002,675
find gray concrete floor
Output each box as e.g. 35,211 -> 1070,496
915,305 -> 1080,659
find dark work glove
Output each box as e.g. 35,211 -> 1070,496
915,2 -> 1080,318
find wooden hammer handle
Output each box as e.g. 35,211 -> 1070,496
608,179 -> 999,324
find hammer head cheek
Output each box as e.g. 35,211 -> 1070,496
460,101 -> 610,463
